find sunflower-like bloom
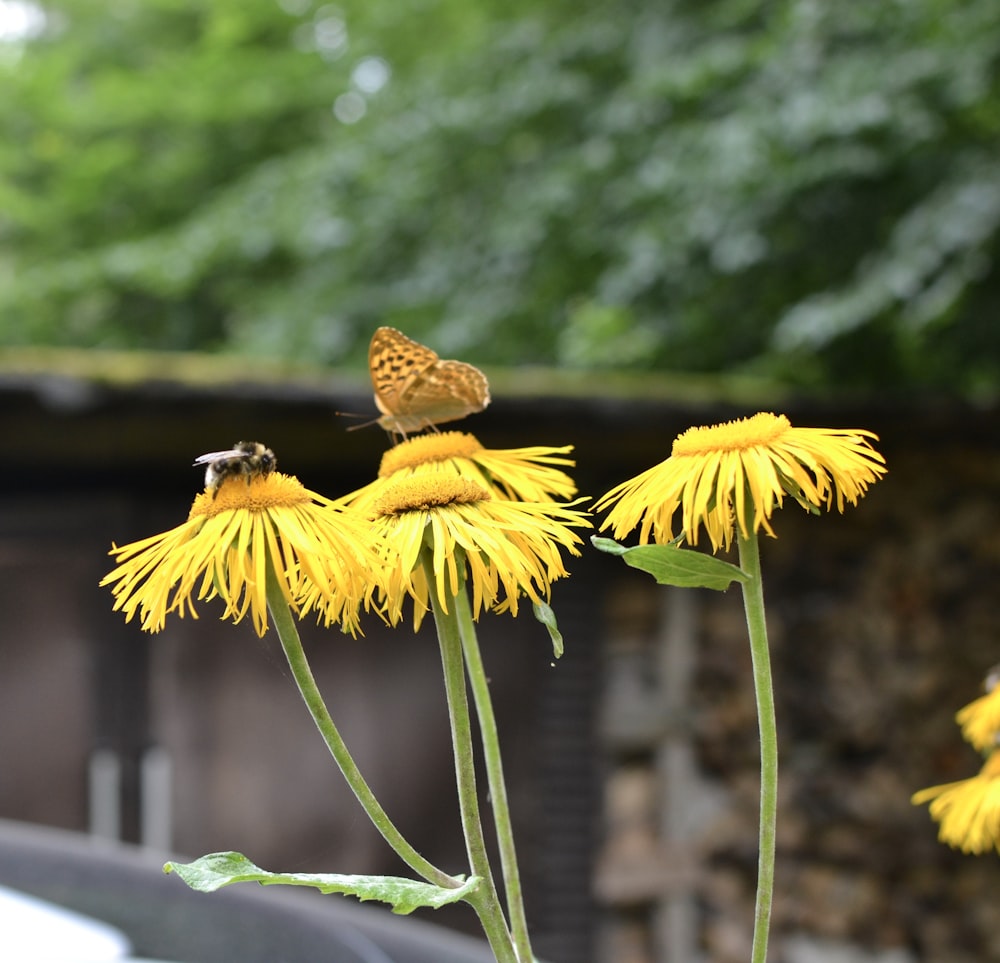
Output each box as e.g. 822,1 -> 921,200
912,751 -> 1000,854
101,473 -> 380,637
342,431 -> 578,513
956,672 -> 1000,752
368,475 -> 591,627
595,412 -> 886,552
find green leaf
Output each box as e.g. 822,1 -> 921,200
6,0 -> 998,393
591,536 -> 748,590
590,536 -> 630,556
533,600 -> 564,659
164,852 -> 480,915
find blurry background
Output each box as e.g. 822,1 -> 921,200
3,0 -> 1000,389
2,1 -> 1000,961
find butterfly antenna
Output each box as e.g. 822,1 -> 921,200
336,410 -> 382,432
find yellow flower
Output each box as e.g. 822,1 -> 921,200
912,751 -> 1000,854
369,475 -> 590,627
342,431 -> 578,513
956,670 -> 1000,752
595,412 -> 886,552
101,472 -> 379,637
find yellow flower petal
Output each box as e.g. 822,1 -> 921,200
368,475 -> 591,628
956,676 -> 1000,752
342,431 -> 578,512
595,412 -> 886,552
102,472 -> 380,637
913,751 -> 1000,854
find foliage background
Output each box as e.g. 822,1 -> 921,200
2,0 -> 999,393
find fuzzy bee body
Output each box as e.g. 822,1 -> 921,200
193,441 -> 276,498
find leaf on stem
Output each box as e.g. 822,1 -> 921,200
590,536 -> 749,590
532,600 -> 563,658
164,852 -> 480,915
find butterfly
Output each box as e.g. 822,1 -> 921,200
368,326 -> 490,436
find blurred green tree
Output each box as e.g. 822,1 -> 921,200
2,0 -> 999,392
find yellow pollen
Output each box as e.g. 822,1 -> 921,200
188,472 -> 312,518
378,431 -> 484,477
373,476 -> 491,516
672,412 -> 790,456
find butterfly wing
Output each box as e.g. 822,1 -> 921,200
392,359 -> 491,432
369,327 -> 439,419
369,327 -> 490,434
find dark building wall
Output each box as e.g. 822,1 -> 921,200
595,440 -> 1000,963
2,360 -> 998,961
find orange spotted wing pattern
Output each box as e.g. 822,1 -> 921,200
368,326 -> 490,436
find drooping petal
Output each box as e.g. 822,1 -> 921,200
343,431 -> 578,512
595,412 -> 886,552
368,475 -> 590,627
956,682 -> 1000,753
103,472 -> 381,637
913,751 -> 1000,854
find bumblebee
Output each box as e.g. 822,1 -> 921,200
193,441 -> 276,498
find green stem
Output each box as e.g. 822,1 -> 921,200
423,552 -> 519,963
737,530 -> 777,963
264,563 -> 455,890
454,586 -> 534,963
